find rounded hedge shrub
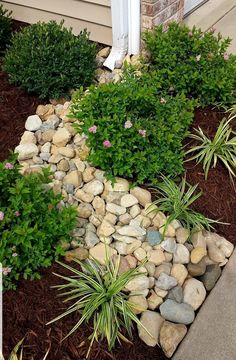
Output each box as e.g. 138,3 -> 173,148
4,21 -> 97,99
0,5 -> 12,52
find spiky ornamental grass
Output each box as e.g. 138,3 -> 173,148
185,116 -> 236,182
2,337 -> 49,360
148,175 -> 218,237
47,257 -> 150,358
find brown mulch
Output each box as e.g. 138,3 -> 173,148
2,20 -> 236,359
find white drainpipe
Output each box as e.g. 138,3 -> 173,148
104,0 -> 141,70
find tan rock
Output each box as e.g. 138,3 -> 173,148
154,263 -> 172,278
89,243 -> 117,265
154,287 -> 168,298
130,186 -> 152,207
74,189 -> 94,203
105,177 -> 129,192
149,249 -> 165,266
64,248 -> 89,262
127,240 -> 142,254
133,248 -> 147,261
64,170 -> 82,187
191,246 -> 207,264
160,321 -> 187,358
147,291 -> 163,310
20,131 -> 36,145
138,311 -> 164,347
125,255 -> 137,269
92,196 -> 106,216
52,128 -> 71,147
77,203 -> 93,219
99,219 -> 116,237
104,213 -> 117,225
152,212 -> 167,227
176,227 -> 190,244
171,264 -> 188,286
128,295 -> 148,314
58,147 -> 75,158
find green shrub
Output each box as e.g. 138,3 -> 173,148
143,22 -> 236,106
0,5 -> 12,52
48,257 -> 149,358
3,21 -> 97,99
71,72 -> 195,184
0,156 -> 77,290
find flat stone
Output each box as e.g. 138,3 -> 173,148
147,230 -> 162,246
200,264 -> 222,291
161,238 -> 177,253
120,194 -> 138,207
155,273 -> 177,290
167,286 -> 183,303
173,244 -> 190,264
106,203 -> 126,216
105,178 -> 129,192
130,204 -> 141,218
134,247 -> 147,261
160,299 -> 195,325
138,311 -> 164,347
128,295 -> 148,314
147,291 -> 163,310
125,275 -> 149,292
187,258 -> 207,277
183,278 -> 206,310
52,127 -> 71,147
176,227 -> 190,244
89,243 -> 117,265
171,264 -> 188,286
15,143 -> 39,160
64,170 -> 82,187
160,321 -> 187,358
130,186 -> 152,207
75,189 -> 94,203
25,115 -> 42,131
149,249 -> 166,265
117,225 -> 146,237
83,180 -> 104,196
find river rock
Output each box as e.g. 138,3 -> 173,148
113,241 -> 127,255
160,321 -> 187,358
128,295 -> 148,314
154,263 -> 172,278
176,227 -> 189,244
84,231 -> 99,248
83,180 -> 104,196
99,219 -> 115,237
77,203 -> 93,219
130,204 -> 141,218
207,241 -> 225,263
160,299 -> 195,325
64,247 -> 89,262
138,311 -> 164,347
117,225 -> 146,237
183,278 -> 206,310
167,286 -> 183,303
155,273 -> 177,290
120,194 -> 138,207
52,128 -> 71,147
191,231 -> 206,249
173,244 -> 190,264
147,291 -> 163,310
25,115 -> 42,131
20,131 -> 36,144
64,170 -> 82,187
75,189 -> 94,203
130,187 -> 152,207
134,247 -> 147,261
200,264 -> 221,291
147,229 -> 162,246
58,147 -> 74,158
126,240 -> 142,254
191,246 -> 207,264
187,258 -> 206,277
161,238 -> 177,253
171,264 -> 188,286
149,249 -> 165,265
125,275 -> 149,291
105,178 -> 129,192
106,203 -> 126,216
15,143 -> 39,160
89,243 -> 117,265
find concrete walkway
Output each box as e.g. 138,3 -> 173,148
184,0 -> 236,53
173,248 -> 236,360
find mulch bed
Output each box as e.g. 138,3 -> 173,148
2,21 -> 236,360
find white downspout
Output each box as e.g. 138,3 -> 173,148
104,0 -> 141,70
128,0 -> 141,55
103,0 -> 128,70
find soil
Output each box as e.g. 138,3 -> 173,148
2,20 -> 236,360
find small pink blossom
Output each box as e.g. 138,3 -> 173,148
124,120 -> 133,129
4,162 -> 14,170
224,54 -> 229,61
103,140 -> 112,148
2,267 -> 11,276
15,211 -> 20,217
196,55 -> 201,62
138,129 -> 146,137
0,211 -> 4,221
88,125 -> 97,133
160,97 -> 167,104
188,31 -> 193,37
12,252 -> 18,257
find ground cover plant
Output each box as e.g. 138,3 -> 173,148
0,156 -> 77,290
3,20 -> 97,99
0,5 -> 12,53
71,72 -> 195,184
143,22 -> 236,106
48,257 -> 150,358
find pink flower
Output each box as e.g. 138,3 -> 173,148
196,55 -> 201,62
12,252 -> 18,257
138,129 -> 146,137
88,125 -> 97,133
0,211 -> 4,221
160,97 -> 167,104
103,140 -> 112,148
224,54 -> 229,61
188,31 -> 193,37
4,162 -> 14,170
124,120 -> 133,129
15,211 -> 20,217
2,267 -> 11,276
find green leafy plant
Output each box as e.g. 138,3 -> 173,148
0,155 -> 77,290
71,72 -> 195,184
148,175 -> 218,235
0,5 -> 12,53
186,116 -> 236,181
143,22 -> 236,106
47,256 -> 150,358
3,21 -> 97,99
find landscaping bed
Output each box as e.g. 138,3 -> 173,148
1,16 -> 236,360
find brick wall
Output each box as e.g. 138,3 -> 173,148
141,0 -> 184,31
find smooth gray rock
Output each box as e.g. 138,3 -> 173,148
200,264 -> 221,291
167,286 -> 183,303
160,299 -> 195,325
84,231 -> 99,248
161,238 -> 177,253
147,230 -> 162,246
187,258 -> 206,277
155,273 -> 178,290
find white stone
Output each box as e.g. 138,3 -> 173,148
106,203 -> 126,216
112,233 -> 136,244
176,227 -> 190,244
99,219 -> 115,237
120,194 -> 138,208
52,128 -> 71,147
183,278 -> 206,310
161,238 -> 177,253
15,143 -> 39,160
20,131 -> 36,144
117,225 -> 146,237
155,273 -> 177,290
25,115 -> 42,131
105,178 -> 129,192
130,187 -> 152,207
207,240 -> 225,263
125,275 -> 149,292
133,248 -> 147,261
138,311 -> 164,347
173,244 -> 190,264
191,231 -> 207,249
130,204 -> 141,218
113,241 -> 127,255
83,180 -> 103,196
89,243 -> 117,265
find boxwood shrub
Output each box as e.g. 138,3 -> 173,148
0,5 -> 12,52
71,72 -> 195,184
3,21 -> 97,99
0,156 -> 77,290
143,22 -> 236,106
